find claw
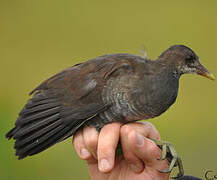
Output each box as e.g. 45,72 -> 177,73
159,155 -> 177,173
171,169 -> 184,179
158,143 -> 167,160
149,138 -> 184,178
171,172 -> 184,179
158,168 -> 172,173
172,157 -> 184,179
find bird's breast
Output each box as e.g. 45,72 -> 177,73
136,73 -> 179,117
100,69 -> 179,123
100,74 -> 151,123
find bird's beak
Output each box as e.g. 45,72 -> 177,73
197,61 -> 215,80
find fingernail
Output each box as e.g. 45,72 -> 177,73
99,159 -> 110,172
136,133 -> 144,146
80,148 -> 91,158
130,164 -> 141,173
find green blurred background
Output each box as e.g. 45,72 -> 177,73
1,0 -> 217,179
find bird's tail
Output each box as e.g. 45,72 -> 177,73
5,93 -> 77,159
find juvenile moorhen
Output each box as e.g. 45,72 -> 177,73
6,45 -> 215,178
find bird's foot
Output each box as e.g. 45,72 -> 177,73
149,138 -> 184,179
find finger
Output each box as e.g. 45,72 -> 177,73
128,131 -> 168,170
83,126 -> 99,159
73,130 -> 92,160
124,122 -> 161,140
97,122 -> 121,173
120,125 -> 144,173
120,122 -> 161,173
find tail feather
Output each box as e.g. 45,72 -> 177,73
15,125 -> 65,158
26,98 -> 57,109
20,102 -> 60,116
5,92 -> 77,159
27,125 -> 74,157
5,127 -> 20,139
17,106 -> 61,125
30,93 -> 50,102
14,119 -> 62,148
14,114 -> 59,138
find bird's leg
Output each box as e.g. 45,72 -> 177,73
149,138 -> 184,179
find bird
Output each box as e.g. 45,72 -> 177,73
6,45 -> 214,177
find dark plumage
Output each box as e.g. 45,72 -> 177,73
6,45 -> 214,159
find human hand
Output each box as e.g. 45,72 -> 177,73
73,122 -> 169,180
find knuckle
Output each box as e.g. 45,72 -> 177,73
127,129 -> 137,144
73,134 -> 82,148
143,121 -> 155,132
73,131 -> 81,142
143,121 -> 153,127
121,124 -> 133,135
143,121 -> 153,132
73,143 -> 80,154
142,122 -> 161,140
72,136 -> 77,145
85,136 -> 98,150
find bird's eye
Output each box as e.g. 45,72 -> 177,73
185,55 -> 195,64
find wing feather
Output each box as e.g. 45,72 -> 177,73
6,54 -> 137,159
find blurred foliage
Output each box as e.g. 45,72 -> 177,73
0,0 -> 217,179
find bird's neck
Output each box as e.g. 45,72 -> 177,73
157,58 -> 182,77
138,61 -> 180,118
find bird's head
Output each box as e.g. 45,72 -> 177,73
159,45 -> 215,80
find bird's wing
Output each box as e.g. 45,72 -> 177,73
6,55 -> 135,159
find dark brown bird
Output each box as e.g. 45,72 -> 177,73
6,45 -> 214,162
